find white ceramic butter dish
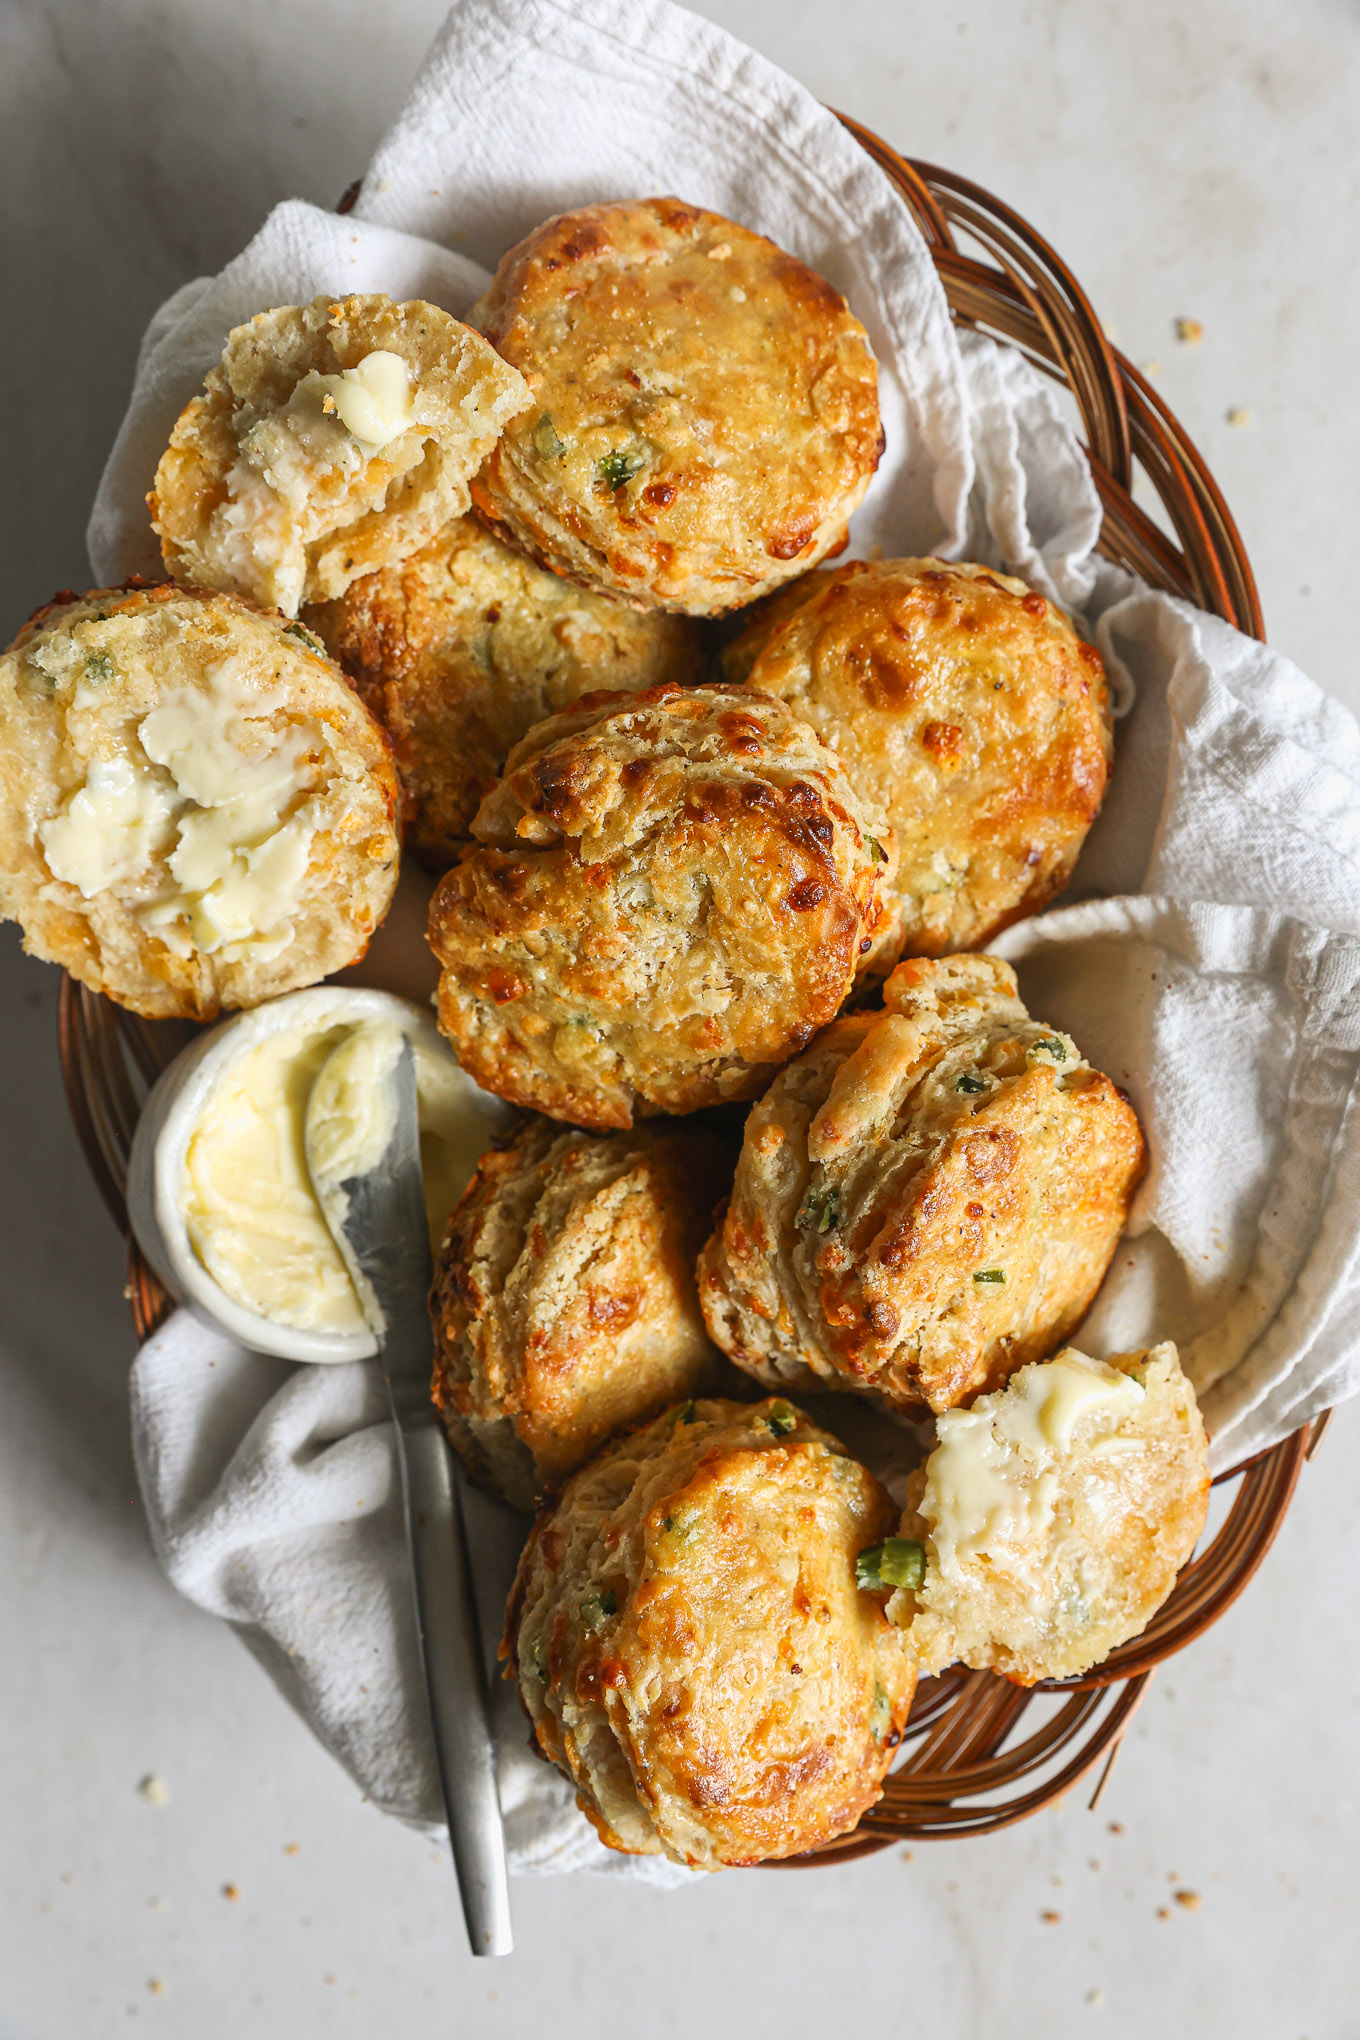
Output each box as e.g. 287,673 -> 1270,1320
126,986 -> 514,1362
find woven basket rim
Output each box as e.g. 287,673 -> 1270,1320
55,122 -> 1317,1863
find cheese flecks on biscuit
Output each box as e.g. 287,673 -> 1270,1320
698,953 -> 1146,1414
304,514 -> 705,866
431,1119 -> 730,1508
427,684 -> 893,1129
736,558 -> 1113,965
469,198 -> 882,614
507,1398 -> 915,1868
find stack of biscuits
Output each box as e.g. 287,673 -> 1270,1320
0,195 -> 1210,1870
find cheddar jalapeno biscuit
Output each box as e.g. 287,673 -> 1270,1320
741,559 -> 1113,962
469,198 -> 882,614
878,1343 -> 1209,1684
304,514 -> 705,865
506,1397 -> 915,1867
698,954 -> 1145,1415
152,294 -> 530,616
427,684 -> 892,1130
0,582 -> 398,1020
431,1119 -> 731,1509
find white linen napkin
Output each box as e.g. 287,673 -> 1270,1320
91,0 -> 1360,1870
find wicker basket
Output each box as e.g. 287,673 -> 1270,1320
57,127 -> 1326,1862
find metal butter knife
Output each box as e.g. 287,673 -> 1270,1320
304,1029 -> 513,1958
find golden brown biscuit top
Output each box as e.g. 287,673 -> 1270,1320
427,684 -> 892,1128
508,1397 -> 914,1867
303,514 -> 705,863
430,1118 -> 729,1504
698,954 -> 1146,1413
744,558 -> 1113,958
469,197 -> 882,611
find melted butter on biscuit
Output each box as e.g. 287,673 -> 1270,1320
301,350 -> 416,457
924,1352 -> 1143,1590
136,660 -> 329,963
39,755 -> 177,895
231,354 -> 417,549
37,641 -> 333,963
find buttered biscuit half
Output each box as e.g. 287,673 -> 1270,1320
0,583 -> 399,1019
152,294 -> 530,616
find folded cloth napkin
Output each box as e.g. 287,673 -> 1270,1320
94,0 -> 1360,1873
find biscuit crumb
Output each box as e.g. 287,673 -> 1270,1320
1156,1906 -> 1170,1920
1041,1910 -> 1062,1925
901,1849 -> 914,1862
1174,1888 -> 1202,1910
1107,1821 -> 1124,1835
147,1978 -> 165,1996
283,1842 -> 300,1857
1226,406 -> 1253,428
1175,318 -> 1204,344
137,1774 -> 170,1808
221,1883 -> 239,1902
1088,1858 -> 1101,1872
1139,358 -> 1163,377
1085,1988 -> 1105,2008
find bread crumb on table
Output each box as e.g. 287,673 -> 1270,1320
1226,406 -> 1253,427
137,1774 -> 170,1808
1175,317 -> 1204,344
1174,1888 -> 1203,1910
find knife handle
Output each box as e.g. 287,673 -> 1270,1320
395,1420 -> 514,1958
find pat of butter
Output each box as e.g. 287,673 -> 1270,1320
925,1407 -> 1059,1575
40,755 -> 176,896
304,1019 -> 408,1191
37,647 -> 329,963
1003,1351 -> 1143,1455
309,350 -> 415,456
922,1353 -> 1142,1584
181,1014 -> 497,1337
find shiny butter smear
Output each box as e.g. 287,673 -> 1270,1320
923,1352 -> 1143,1590
181,1015 -> 488,1336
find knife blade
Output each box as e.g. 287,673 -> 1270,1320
304,1025 -> 512,1958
